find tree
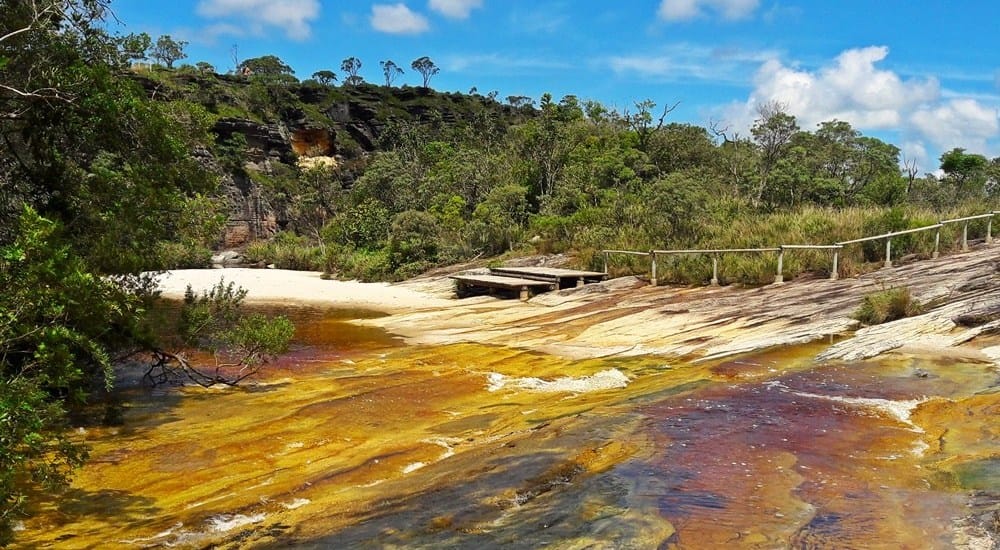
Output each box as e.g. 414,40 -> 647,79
750,101 -> 799,207
120,32 -> 151,65
624,99 -> 679,152
151,34 -> 187,68
238,55 -> 294,77
195,61 -> 215,73
507,95 -> 534,108
341,56 -> 363,86
380,59 -> 403,87
0,2 -> 290,541
312,70 -> 337,85
143,281 -> 294,387
411,56 -> 439,87
940,148 -> 988,197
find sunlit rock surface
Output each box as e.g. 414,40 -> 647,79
17,246 -> 1000,548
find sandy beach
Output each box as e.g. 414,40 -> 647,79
155,268 -> 454,314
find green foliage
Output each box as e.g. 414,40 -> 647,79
151,35 -> 187,68
411,56 -> 439,87
324,245 -> 393,281
312,70 -> 337,85
245,232 -> 325,271
177,281 -> 294,376
239,55 -> 295,77
853,287 -> 923,325
0,208 -> 141,542
388,210 -> 441,270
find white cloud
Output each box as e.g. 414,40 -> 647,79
658,0 -> 760,21
607,44 -> 779,85
715,45 -> 1000,170
741,46 -> 940,130
445,53 -> 570,73
911,99 -> 999,151
428,0 -> 482,19
196,0 -> 320,40
371,3 -> 430,34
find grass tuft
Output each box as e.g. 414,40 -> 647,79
852,287 -> 923,325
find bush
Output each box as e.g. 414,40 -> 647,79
154,241 -> 212,269
244,232 -> 324,271
324,245 -> 393,281
852,287 -> 923,325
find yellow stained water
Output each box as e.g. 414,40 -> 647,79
14,308 -> 1000,548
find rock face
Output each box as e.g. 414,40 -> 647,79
213,118 -> 294,164
210,118 -> 331,247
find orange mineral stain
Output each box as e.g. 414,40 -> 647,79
13,309 -> 1000,548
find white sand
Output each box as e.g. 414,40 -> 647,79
155,269 -> 453,313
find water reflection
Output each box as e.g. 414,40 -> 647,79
13,307 -> 1000,549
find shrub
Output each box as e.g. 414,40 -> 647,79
852,287 -> 923,325
154,241 -> 212,269
244,232 -> 324,271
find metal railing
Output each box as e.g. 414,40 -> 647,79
601,210 -> 1000,287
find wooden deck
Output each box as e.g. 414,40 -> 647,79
451,267 -> 608,301
488,267 -> 608,289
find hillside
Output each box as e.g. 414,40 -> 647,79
132,67 -> 1000,288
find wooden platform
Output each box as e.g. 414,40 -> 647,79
451,267 -> 608,301
451,274 -> 556,301
489,267 -> 608,289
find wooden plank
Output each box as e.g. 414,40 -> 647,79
490,267 -> 608,279
450,274 -> 555,290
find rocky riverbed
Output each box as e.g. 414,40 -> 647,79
14,246 -> 1000,548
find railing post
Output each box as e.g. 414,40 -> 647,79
884,237 -> 892,268
650,251 -> 658,287
933,228 -> 940,259
988,217 -> 993,244
603,251 -> 608,274
830,249 -> 839,280
774,247 -> 784,284
710,255 -> 719,286
962,223 -> 969,251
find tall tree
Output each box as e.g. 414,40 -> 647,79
380,59 -> 403,87
341,56 -> 363,86
411,56 -> 439,87
151,34 -> 187,68
940,148 -> 989,197
238,54 -> 294,77
312,69 -> 337,85
750,101 -> 799,207
120,31 -> 151,65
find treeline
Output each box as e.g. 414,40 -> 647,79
232,88 -> 999,283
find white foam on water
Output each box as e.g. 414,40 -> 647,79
486,368 -> 629,393
280,498 -> 311,510
790,390 -> 926,431
118,522 -> 185,544
208,513 -> 266,533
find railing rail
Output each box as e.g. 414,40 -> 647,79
601,210 -> 999,287
652,248 -> 780,254
836,223 -> 942,245
650,248 -> 781,286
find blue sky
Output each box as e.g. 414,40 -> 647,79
111,0 -> 1000,172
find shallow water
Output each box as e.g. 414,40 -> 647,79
15,307 -> 1000,548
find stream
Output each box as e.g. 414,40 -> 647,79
15,306 -> 1000,548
